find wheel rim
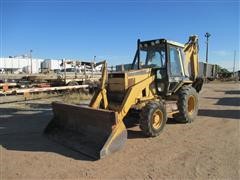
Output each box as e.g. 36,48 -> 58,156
152,110 -> 163,129
188,95 -> 195,115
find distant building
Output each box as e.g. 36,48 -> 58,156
0,57 -> 44,74
41,59 -> 63,72
0,57 -> 98,74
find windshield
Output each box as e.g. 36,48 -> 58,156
140,47 -> 166,68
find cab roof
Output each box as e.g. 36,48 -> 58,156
139,39 -> 185,49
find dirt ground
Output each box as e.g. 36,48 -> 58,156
0,82 -> 239,179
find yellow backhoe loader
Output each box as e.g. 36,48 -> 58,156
45,35 -> 203,159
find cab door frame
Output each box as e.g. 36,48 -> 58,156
166,44 -> 185,94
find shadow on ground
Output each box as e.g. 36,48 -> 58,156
198,109 -> 240,119
124,115 -> 146,139
215,90 -> 240,95
124,114 -> 181,139
3,98 -> 237,162
0,103 -> 158,161
0,104 -> 95,161
203,97 -> 240,106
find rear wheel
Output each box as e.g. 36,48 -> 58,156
175,85 -> 199,123
139,101 -> 167,137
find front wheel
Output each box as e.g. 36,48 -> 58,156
139,101 -> 167,137
175,86 -> 199,123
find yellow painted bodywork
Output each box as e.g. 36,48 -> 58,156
187,95 -> 196,115
108,68 -> 152,92
86,36 -> 199,158
88,64 -> 157,156
183,35 -> 199,80
152,109 -> 163,129
46,36 -> 200,159
90,62 -> 156,123
90,36 -> 199,124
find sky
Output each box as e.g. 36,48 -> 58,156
0,0 -> 239,70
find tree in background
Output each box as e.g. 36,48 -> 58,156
215,65 -> 232,79
215,65 -> 230,74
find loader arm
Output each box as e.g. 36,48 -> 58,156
89,60 -> 108,109
91,64 -> 156,123
117,75 -> 156,122
99,74 -> 156,157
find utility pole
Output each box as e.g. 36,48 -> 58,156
30,49 -> 33,74
93,55 -> 96,63
233,50 -> 236,79
64,59 -> 66,84
205,32 -> 211,82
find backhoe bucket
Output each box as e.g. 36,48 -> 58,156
44,102 -> 127,160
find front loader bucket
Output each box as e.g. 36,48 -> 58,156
44,102 -> 127,160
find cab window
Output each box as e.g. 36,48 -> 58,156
144,49 -> 166,68
169,47 -> 182,76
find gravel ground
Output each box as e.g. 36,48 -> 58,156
0,82 -> 239,179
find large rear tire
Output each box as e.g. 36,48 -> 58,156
175,85 -> 199,123
139,101 -> 167,137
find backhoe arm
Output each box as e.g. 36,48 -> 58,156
184,35 -> 199,81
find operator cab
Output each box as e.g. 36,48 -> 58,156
131,38 -> 187,96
